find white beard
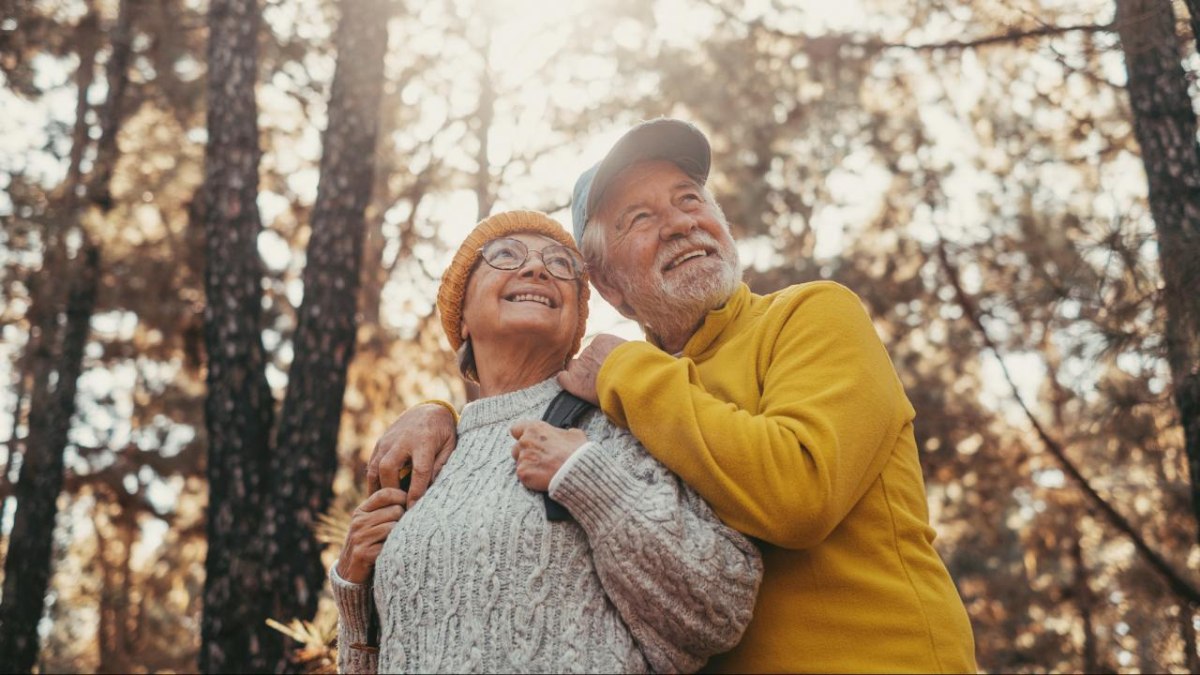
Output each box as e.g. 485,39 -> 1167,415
618,236 -> 742,350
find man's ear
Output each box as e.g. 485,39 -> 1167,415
590,271 -> 638,321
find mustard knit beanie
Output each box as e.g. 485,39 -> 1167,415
436,210 -> 590,357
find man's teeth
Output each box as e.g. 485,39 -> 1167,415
509,293 -> 553,307
667,250 -> 707,270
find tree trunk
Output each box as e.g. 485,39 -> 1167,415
1182,600 -> 1200,673
0,241 -> 99,673
0,2 -> 112,666
94,508 -> 116,674
268,0 -> 390,644
0,354 -> 28,500
473,37 -> 494,223
1115,0 -> 1200,545
1183,0 -> 1200,59
462,33 -> 495,405
1070,530 -> 1102,673
1,0 -> 99,501
197,0 -> 279,671
65,2 -> 99,193
87,0 -> 134,211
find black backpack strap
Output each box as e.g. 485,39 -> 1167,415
541,391 -> 596,521
543,391 -> 595,429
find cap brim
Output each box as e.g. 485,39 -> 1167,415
585,119 -> 711,217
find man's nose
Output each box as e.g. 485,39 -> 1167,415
660,208 -> 698,240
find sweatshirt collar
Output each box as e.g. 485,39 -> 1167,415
680,283 -> 752,359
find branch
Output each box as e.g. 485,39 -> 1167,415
879,22 -> 1114,52
693,0 -> 1114,54
934,236 -> 1200,605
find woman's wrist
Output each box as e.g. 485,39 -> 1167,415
548,441 -> 593,495
336,553 -> 368,585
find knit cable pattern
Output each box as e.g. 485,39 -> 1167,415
332,377 -> 761,674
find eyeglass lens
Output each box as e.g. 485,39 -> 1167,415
482,238 -> 580,280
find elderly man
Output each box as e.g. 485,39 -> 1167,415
369,119 -> 977,673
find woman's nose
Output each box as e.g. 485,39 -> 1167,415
518,252 -> 551,278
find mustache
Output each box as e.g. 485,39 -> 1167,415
655,233 -> 724,267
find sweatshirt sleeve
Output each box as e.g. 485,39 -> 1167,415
329,563 -> 379,674
595,282 -> 908,550
550,421 -> 763,673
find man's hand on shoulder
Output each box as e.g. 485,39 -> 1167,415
557,334 -> 627,406
367,402 -> 458,507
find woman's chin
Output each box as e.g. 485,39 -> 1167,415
495,317 -> 572,347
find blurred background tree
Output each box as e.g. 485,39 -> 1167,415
1,0 -> 1198,672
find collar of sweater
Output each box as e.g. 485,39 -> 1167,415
457,376 -> 562,433
679,282 -> 753,359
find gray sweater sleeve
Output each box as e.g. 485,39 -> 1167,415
549,420 -> 764,673
329,564 -> 379,674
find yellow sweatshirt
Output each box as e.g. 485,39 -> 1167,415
596,281 -> 977,674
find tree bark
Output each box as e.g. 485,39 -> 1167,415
0,241 -> 99,673
267,0 -> 390,646
197,0 -> 280,671
1115,0 -> 1200,545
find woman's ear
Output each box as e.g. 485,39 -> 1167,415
460,319 -> 469,341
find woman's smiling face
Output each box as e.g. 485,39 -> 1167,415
460,232 -> 582,360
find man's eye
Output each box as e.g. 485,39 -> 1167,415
681,193 -> 701,203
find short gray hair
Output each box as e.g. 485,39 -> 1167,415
579,216 -> 610,283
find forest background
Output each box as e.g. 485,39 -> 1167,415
1,0 -> 1199,672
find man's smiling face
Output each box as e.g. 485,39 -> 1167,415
590,159 -> 740,342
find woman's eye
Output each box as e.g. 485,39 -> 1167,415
491,247 -> 521,263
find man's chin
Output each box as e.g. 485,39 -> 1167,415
663,264 -> 737,303
620,260 -> 738,334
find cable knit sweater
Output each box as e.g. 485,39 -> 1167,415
330,378 -> 762,674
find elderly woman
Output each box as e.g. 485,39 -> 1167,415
330,211 -> 761,673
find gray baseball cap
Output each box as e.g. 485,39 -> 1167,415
570,118 -> 711,243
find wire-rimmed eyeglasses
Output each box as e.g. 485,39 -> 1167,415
478,238 -> 584,281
